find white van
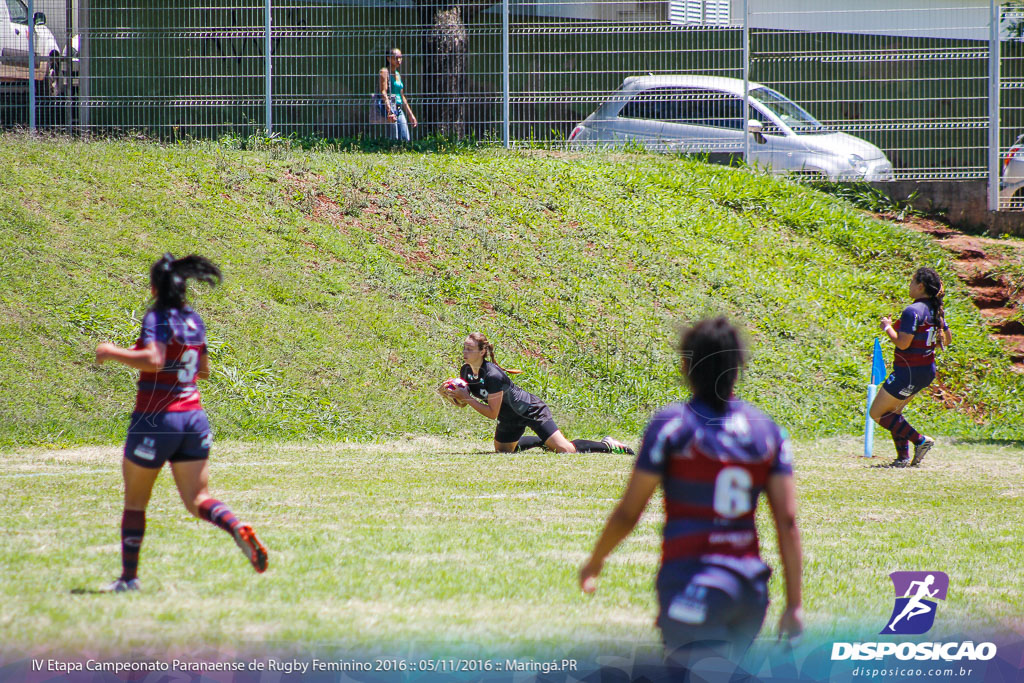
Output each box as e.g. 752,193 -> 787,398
1,0 -> 61,92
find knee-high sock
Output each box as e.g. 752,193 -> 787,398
121,509 -> 145,581
571,439 -> 610,453
878,412 -> 921,446
892,433 -> 910,460
198,498 -> 240,536
515,436 -> 545,452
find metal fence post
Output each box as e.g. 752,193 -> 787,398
265,0 -> 272,134
27,0 -> 35,131
502,0 -> 510,149
989,0 -> 1000,211
742,0 -> 749,166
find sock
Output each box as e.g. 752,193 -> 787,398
515,436 -> 545,452
198,498 -> 241,535
878,413 -> 922,446
120,509 -> 146,581
892,434 -> 910,461
571,439 -> 609,453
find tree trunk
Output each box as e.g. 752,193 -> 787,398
422,6 -> 468,137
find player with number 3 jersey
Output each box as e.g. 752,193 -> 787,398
94,253 -> 267,593
579,318 -> 803,670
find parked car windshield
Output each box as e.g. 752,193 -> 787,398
749,86 -> 827,134
5,0 -> 29,24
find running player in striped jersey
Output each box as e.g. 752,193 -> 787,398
445,332 -> 634,454
869,267 -> 952,468
579,318 -> 802,669
94,254 -> 267,592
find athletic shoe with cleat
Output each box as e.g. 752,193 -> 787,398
233,524 -> 268,573
601,436 -> 635,455
100,577 -> 140,593
911,436 -> 935,467
889,458 -> 912,468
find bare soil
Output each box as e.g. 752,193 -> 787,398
897,215 -> 1024,373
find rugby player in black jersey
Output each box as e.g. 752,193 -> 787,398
445,333 -> 634,454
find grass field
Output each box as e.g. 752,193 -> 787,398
2,134 -> 1024,452
2,436 -> 1021,658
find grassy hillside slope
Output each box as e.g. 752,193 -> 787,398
1,135 -> 1020,448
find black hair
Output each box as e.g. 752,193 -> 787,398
679,317 -> 746,413
914,267 -> 946,347
149,253 -> 222,311
384,47 -> 401,68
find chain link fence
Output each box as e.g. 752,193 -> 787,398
3,0 -> 1023,207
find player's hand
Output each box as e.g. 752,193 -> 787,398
95,342 -> 116,365
778,606 -> 804,643
387,112 -> 397,123
410,114 -> 418,128
879,316 -> 893,332
452,385 -> 471,402
579,558 -> 603,594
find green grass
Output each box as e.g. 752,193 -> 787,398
1,437 -> 1020,656
1,133 -> 1022,450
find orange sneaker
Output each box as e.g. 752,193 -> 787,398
233,525 -> 268,573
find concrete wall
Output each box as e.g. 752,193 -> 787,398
871,180 -> 1024,236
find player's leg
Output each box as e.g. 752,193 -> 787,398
169,411 -> 267,573
870,375 -> 919,466
494,419 -> 527,453
101,414 -> 174,593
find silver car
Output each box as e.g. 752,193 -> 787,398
569,75 -> 893,181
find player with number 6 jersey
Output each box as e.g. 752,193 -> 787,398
94,253 -> 267,593
579,318 -> 803,670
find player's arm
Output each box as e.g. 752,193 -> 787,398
941,326 -> 952,348
96,341 -> 166,373
880,316 -> 914,350
579,468 -> 660,593
765,472 -> 803,640
197,352 -> 211,380
455,387 -> 502,420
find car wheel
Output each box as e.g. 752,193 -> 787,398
1010,188 -> 1024,211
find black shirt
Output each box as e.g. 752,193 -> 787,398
460,361 -> 549,422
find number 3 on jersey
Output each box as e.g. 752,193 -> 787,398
713,467 -> 753,518
177,349 -> 200,382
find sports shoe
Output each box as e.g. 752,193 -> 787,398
601,436 -> 635,455
233,524 -> 268,573
889,457 -> 912,468
99,577 -> 141,593
911,436 -> 935,467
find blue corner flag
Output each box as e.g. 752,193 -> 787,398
864,338 -> 885,457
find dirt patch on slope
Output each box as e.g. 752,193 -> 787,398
900,216 -> 1024,373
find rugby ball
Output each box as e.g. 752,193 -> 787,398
440,378 -> 468,406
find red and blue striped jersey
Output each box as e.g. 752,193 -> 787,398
893,300 -> 947,368
635,398 -> 792,579
132,307 -> 207,414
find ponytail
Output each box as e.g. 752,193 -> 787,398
149,253 -> 222,311
914,267 -> 946,349
467,332 -> 522,375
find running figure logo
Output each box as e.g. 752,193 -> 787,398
881,571 -> 949,635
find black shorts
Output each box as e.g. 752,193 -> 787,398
123,410 -> 212,469
494,407 -> 559,444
